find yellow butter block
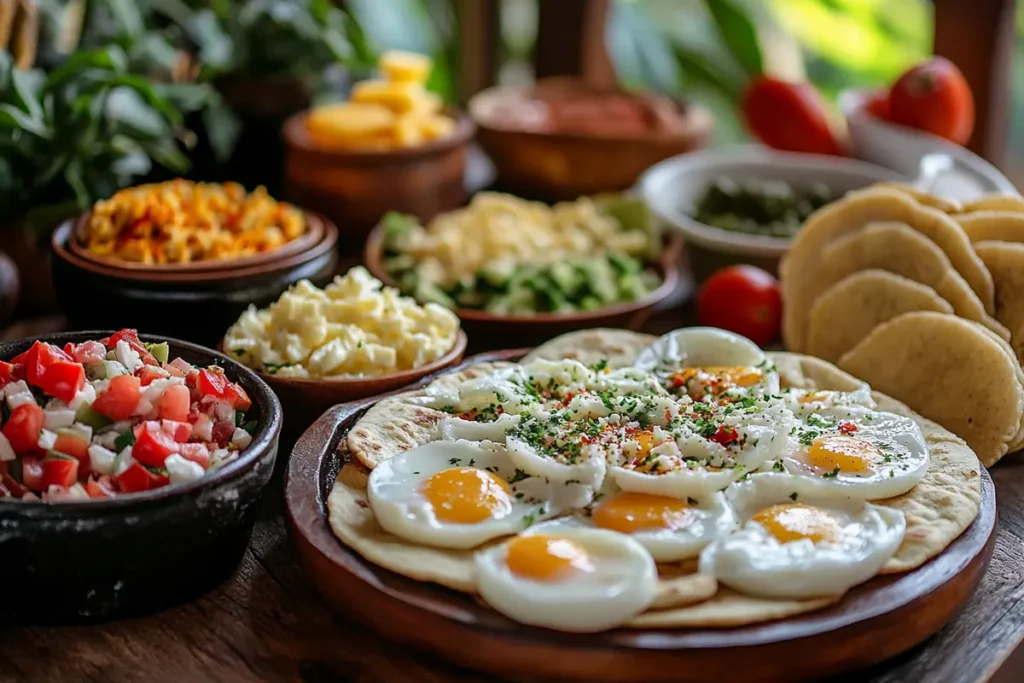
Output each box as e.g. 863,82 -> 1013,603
395,117 -> 425,148
306,102 -> 397,142
380,50 -> 433,84
410,90 -> 443,117
351,80 -> 425,114
420,114 -> 456,141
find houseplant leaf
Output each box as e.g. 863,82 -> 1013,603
704,0 -> 764,78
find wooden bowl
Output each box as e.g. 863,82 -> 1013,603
469,81 -> 713,202
51,213 -> 340,348
221,330 -> 468,441
282,110 -> 475,248
364,223 -> 681,350
0,331 -> 283,624
67,208 -> 325,274
284,348 -> 996,683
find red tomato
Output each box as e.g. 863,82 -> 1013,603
52,431 -> 89,461
197,368 -> 229,398
158,384 -> 191,422
888,57 -> 974,145
865,91 -> 890,121
3,403 -> 43,454
211,420 -> 235,446
12,341 -> 72,386
133,424 -> 180,468
697,266 -> 783,347
86,476 -> 115,498
37,360 -> 85,403
102,329 -> 156,365
0,361 -> 23,388
151,470 -> 171,488
115,463 -> 154,493
742,77 -> 846,156
92,375 -> 142,421
178,442 -> 211,469
137,365 -> 170,386
708,425 -> 740,446
160,419 -> 193,443
223,383 -> 251,411
41,457 -> 79,489
20,455 -> 44,490
0,462 -> 29,498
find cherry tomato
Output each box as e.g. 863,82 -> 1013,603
92,375 -> 142,421
742,77 -> 846,156
697,266 -> 783,346
865,91 -> 891,121
223,383 -> 251,411
3,403 -> 43,454
888,57 -> 974,145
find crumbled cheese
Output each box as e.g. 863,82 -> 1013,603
230,428 -> 252,449
68,383 -> 97,411
114,446 -> 135,475
164,454 -> 205,484
42,407 -> 76,431
37,429 -> 57,452
88,444 -> 117,475
115,340 -> 142,374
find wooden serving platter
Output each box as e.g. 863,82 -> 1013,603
284,350 -> 997,683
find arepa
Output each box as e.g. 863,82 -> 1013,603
954,211 -> 1024,244
959,194 -> 1024,214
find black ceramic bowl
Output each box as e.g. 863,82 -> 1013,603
50,213 -> 340,348
0,332 -> 283,625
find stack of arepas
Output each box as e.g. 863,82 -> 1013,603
781,183 -> 1024,466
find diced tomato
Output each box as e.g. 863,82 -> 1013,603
150,470 -> 170,488
13,341 -> 72,385
178,442 -> 210,469
42,457 -> 79,489
0,462 -> 29,498
20,456 -> 44,490
65,340 -> 107,365
52,431 -> 89,461
160,419 -> 192,443
196,368 -> 229,398
223,382 -> 251,411
838,422 -> 858,435
158,384 -> 190,422
115,463 -> 154,493
132,424 -> 180,468
211,420 -> 235,446
92,375 -> 142,421
162,362 -> 186,378
137,365 -> 169,386
0,361 -> 24,388
169,358 -> 192,375
86,476 -> 115,498
3,403 -> 43,454
102,329 -> 156,365
36,360 -> 85,403
708,425 -> 740,447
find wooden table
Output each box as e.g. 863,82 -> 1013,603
2,307 -> 1024,683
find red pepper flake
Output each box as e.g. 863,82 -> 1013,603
839,422 -> 858,435
708,425 -> 740,446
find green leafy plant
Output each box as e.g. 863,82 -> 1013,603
0,45 -> 209,231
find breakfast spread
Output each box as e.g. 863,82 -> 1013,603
224,267 -> 460,379
781,183 -> 1024,465
83,180 -> 307,265
0,329 -> 255,501
692,177 -> 837,238
380,193 -> 661,314
305,51 -> 455,151
326,327 -> 980,633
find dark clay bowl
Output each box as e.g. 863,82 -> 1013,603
282,109 -> 475,249
51,213 -> 339,348
0,331 -> 283,625
364,225 -> 681,350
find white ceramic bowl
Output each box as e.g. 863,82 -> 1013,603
639,145 -> 905,262
839,89 -> 1019,201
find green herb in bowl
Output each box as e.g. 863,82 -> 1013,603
692,178 -> 837,238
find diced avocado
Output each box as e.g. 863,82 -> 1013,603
414,281 -> 457,309
85,360 -> 128,380
549,262 -> 582,295
146,342 -> 169,364
114,429 -> 136,452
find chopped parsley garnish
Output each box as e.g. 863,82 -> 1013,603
589,360 -> 608,372
508,468 -> 530,484
822,466 -> 842,479
789,492 -> 798,501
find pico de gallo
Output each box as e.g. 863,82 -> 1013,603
0,329 -> 256,502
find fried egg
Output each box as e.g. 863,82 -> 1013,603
771,409 -> 929,500
634,327 -> 780,397
474,527 -> 657,632
527,489 -> 737,561
368,441 -> 568,549
699,473 -> 906,599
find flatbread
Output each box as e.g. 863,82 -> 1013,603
837,311 -> 1024,466
625,589 -> 840,628
811,221 -> 1007,341
521,329 -> 655,368
954,211 -> 1024,244
959,194 -> 1024,214
874,182 -> 962,213
781,186 -> 995,351
805,270 -> 955,363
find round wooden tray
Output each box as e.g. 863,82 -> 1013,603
284,349 -> 997,683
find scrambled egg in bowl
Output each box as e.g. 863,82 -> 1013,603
224,267 -> 460,379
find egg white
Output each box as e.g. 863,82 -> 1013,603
367,440 -> 566,550
699,473 -> 906,599
474,527 -> 658,632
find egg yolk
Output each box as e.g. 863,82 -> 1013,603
798,391 -> 828,404
420,467 -> 513,524
592,492 -> 696,534
807,435 -> 881,474
505,534 -> 595,582
672,366 -> 763,396
752,504 -> 842,544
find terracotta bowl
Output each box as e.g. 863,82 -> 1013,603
0,331 -> 282,624
51,212 -> 340,348
282,110 -> 475,249
220,330 -> 468,441
364,225 -> 681,350
468,82 -> 714,202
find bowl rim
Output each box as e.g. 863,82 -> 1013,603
52,212 -> 340,284
467,80 -> 714,146
282,107 -> 476,164
362,221 -> 681,324
66,207 -> 325,274
0,330 -> 283,513
220,329 -> 469,389
639,144 -> 908,257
